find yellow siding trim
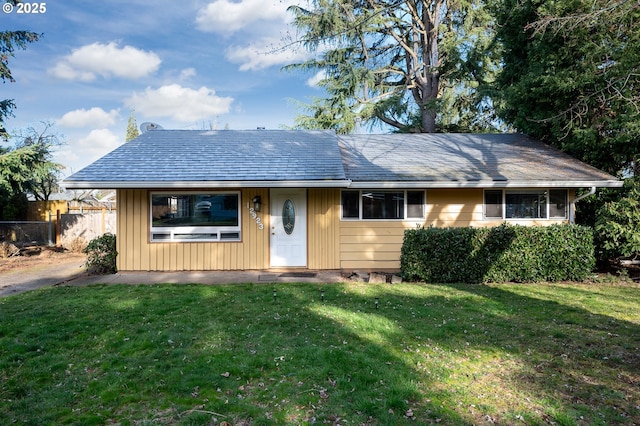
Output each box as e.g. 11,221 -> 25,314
338,188 -> 571,271
341,243 -> 403,253
124,190 -> 135,270
116,187 -> 573,272
340,235 -> 404,244
117,188 -> 270,271
116,190 -> 123,271
137,189 -> 149,270
339,221 -> 413,270
426,188 -> 484,227
342,260 -> 401,270
308,188 -> 341,269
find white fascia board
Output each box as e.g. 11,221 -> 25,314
62,179 -> 353,189
63,179 -> 623,190
347,180 -> 623,189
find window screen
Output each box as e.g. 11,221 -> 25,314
362,191 -> 404,219
407,191 -> 425,218
484,190 -> 503,218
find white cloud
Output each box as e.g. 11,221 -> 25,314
124,84 -> 233,122
196,0 -> 311,71
196,0 -> 294,34
306,70 -> 326,87
180,68 -> 197,80
77,128 -> 122,153
58,129 -> 123,174
59,107 -> 120,128
50,42 -> 161,81
226,37 -> 309,71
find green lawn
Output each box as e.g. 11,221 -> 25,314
0,281 -> 638,425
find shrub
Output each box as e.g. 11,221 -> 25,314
66,237 -> 88,253
595,178 -> 640,260
401,224 -> 595,283
0,242 -> 20,258
83,233 -> 117,275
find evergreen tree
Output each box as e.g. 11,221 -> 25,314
1,26 -> 44,219
16,122 -> 64,202
492,0 -> 640,175
1,30 -> 41,139
0,122 -> 63,219
126,111 -> 140,142
286,0 -> 499,133
595,177 -> 640,260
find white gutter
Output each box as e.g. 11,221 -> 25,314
569,186 -> 596,224
347,180 -> 623,189
64,179 -> 624,191
62,179 -> 353,189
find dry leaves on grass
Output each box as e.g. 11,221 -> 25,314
0,248 -> 84,273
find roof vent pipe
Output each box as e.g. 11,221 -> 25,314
569,186 -> 596,224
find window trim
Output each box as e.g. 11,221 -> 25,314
484,189 -> 568,220
149,191 -> 242,242
340,189 -> 426,221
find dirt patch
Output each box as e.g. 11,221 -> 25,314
0,248 -> 88,297
596,258 -> 640,282
0,248 -> 86,273
624,262 -> 640,281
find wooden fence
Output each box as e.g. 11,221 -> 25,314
60,211 -> 117,248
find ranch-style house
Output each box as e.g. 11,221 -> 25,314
63,129 -> 622,272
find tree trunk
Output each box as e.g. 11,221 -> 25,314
420,69 -> 439,133
422,107 -> 436,133
420,0 -> 441,133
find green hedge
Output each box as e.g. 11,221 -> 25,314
400,224 -> 595,283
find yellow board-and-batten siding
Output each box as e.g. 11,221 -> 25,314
116,188 -> 573,272
307,188 -> 341,270
116,188 -> 270,272
338,189 -> 573,271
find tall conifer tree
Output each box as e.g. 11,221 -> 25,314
287,0 -> 499,133
492,0 -> 640,175
126,111 -> 140,142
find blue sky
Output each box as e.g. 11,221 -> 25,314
2,0 -> 323,176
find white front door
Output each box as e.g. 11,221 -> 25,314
270,189 -> 307,267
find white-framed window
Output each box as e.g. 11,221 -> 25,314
341,190 -> 426,220
150,192 -> 241,242
484,189 -> 568,220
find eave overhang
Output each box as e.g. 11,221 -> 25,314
347,180 -> 624,189
63,178 -> 623,190
62,179 -> 353,190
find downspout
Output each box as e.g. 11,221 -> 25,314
569,186 -> 596,224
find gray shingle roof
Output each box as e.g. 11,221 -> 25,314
63,130 -> 621,189
339,133 -> 621,188
64,130 -> 349,188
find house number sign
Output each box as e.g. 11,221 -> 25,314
248,207 -> 264,230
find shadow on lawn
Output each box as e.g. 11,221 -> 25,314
445,283 -> 640,424
0,284 -> 467,425
1,282 -> 639,425
201,283 -> 639,424
282,283 -> 640,425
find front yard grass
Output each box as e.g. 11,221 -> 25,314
0,281 -> 638,425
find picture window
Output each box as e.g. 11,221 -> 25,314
341,190 -> 426,220
150,192 -> 241,242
